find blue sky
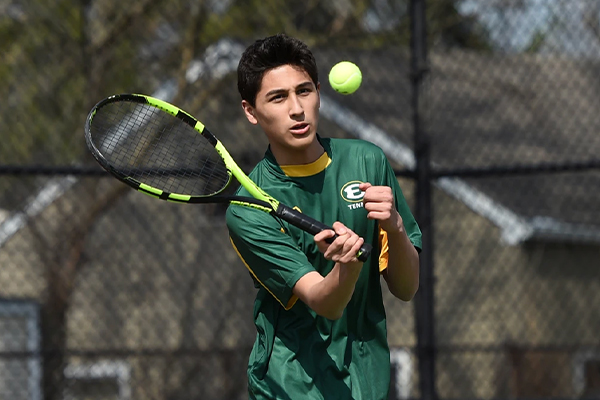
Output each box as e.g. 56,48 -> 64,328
458,0 -> 600,57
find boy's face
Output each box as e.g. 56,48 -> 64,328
242,64 -> 321,165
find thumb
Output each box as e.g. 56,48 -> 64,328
359,182 -> 372,191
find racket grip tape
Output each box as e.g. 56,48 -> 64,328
276,204 -> 373,262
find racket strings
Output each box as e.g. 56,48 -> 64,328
90,101 -> 230,196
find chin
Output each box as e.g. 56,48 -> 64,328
289,131 -> 316,146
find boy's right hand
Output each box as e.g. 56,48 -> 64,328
314,222 -> 365,265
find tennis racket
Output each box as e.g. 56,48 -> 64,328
84,94 -> 372,261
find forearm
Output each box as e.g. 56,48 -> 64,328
383,225 -> 420,301
294,262 -> 363,320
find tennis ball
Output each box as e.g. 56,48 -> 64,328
328,61 -> 362,95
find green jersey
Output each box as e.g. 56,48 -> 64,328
226,137 -> 421,400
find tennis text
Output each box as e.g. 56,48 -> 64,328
347,202 -> 364,210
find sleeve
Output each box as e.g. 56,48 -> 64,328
378,152 -> 422,271
225,203 -> 316,310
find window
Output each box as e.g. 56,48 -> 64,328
573,350 -> 600,398
0,299 -> 41,400
63,360 -> 131,400
390,347 -> 413,399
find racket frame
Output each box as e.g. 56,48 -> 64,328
85,93 -> 372,261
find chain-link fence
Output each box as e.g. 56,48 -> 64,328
1,1 -> 599,399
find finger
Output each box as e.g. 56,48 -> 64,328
314,229 -> 336,243
362,189 -> 381,204
337,229 -> 360,259
365,202 -> 394,213
322,232 -> 348,261
326,226 -> 356,262
332,221 -> 348,236
351,236 -> 366,259
339,236 -> 365,264
363,187 -> 393,202
366,211 -> 392,221
359,182 -> 372,191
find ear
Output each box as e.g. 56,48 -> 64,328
241,100 -> 258,125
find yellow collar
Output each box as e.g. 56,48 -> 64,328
280,152 -> 331,177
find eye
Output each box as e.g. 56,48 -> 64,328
298,88 -> 311,95
270,93 -> 285,102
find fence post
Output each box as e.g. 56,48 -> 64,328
409,1 -> 437,400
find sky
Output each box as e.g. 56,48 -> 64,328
458,0 -> 600,58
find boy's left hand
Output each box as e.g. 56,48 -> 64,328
359,182 -> 403,233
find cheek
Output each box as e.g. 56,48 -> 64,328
307,99 -> 320,117
254,105 -> 276,122
258,109 -> 286,129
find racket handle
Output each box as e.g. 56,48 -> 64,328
276,204 -> 373,262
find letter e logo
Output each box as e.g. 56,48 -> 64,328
341,181 -> 365,203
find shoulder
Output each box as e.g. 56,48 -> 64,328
326,138 -> 388,168
231,158 -> 271,198
225,200 -> 285,242
226,161 -> 282,231
328,137 -> 385,157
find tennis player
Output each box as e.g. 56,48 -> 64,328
226,33 -> 422,400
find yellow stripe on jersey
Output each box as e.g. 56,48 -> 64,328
280,152 -> 331,177
229,237 -> 298,310
379,228 -> 389,273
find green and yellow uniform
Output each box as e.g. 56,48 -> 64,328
226,137 -> 422,400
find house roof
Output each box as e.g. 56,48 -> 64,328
2,40 -> 599,247
313,46 -> 600,244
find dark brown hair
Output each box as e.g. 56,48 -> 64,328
237,33 -> 319,107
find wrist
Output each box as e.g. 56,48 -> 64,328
338,260 -> 363,276
384,212 -> 405,237
386,223 -> 405,237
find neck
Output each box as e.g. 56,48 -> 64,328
271,138 -> 324,166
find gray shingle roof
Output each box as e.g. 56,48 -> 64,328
314,46 -> 600,242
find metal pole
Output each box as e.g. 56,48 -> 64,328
409,1 -> 437,400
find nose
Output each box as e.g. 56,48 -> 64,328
289,94 -> 304,117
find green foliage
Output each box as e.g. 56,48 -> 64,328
0,0 -> 86,164
427,0 -> 492,51
525,30 -> 547,54
0,0 -> 491,169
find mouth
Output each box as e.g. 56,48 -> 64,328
290,123 -> 310,135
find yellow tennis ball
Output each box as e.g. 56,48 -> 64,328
329,61 -> 362,95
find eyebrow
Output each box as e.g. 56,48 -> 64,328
264,81 -> 314,98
